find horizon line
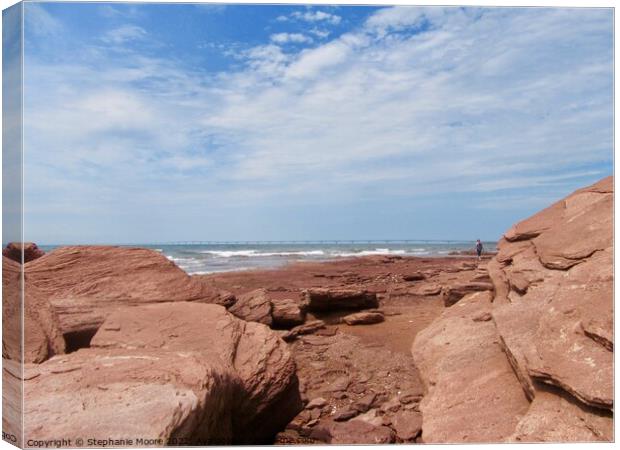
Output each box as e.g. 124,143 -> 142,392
31,238 -> 500,247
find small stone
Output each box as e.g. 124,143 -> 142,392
343,311 -> 385,326
381,415 -> 392,426
353,393 -> 377,413
325,376 -> 350,392
305,418 -> 320,428
392,410 -> 423,441
403,272 -> 426,281
350,383 -> 366,394
398,393 -> 422,404
306,397 -> 328,409
353,409 -> 383,427
334,408 -> 359,422
380,397 -> 401,413
308,426 -> 331,442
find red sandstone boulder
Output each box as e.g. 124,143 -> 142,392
271,298 -> 306,328
3,242 -> 45,263
24,348 -> 238,445
411,292 -> 530,443
90,302 -> 302,443
25,246 -> 230,335
303,288 -> 378,312
2,257 -> 65,363
228,288 -> 273,326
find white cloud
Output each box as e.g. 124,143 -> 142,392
270,32 -> 313,45
102,25 -> 148,44
285,40 -> 351,78
291,10 -> 342,25
309,28 -> 331,39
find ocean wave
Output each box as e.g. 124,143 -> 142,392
198,250 -> 326,258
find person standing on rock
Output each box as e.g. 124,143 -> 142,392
475,240 -> 483,260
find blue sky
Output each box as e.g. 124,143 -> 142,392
17,2 -> 613,244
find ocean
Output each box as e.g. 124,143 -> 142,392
38,241 -> 497,275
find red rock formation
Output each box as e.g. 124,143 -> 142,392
228,288 -> 273,326
25,246 -> 232,336
412,292 -> 530,443
24,349 -> 238,445
412,177 -> 613,443
440,281 -> 494,306
303,288 -> 378,312
3,242 -> 45,263
490,177 -> 613,440
25,302 -> 302,444
2,256 -> 65,363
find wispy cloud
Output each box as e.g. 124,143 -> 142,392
270,32 -> 313,45
25,3 -> 63,36
102,24 -> 147,44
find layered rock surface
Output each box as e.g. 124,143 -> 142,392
25,302 -> 301,444
412,291 -> 530,442
412,176 -> 614,443
3,256 -> 65,363
25,246 -> 232,335
228,288 -> 306,328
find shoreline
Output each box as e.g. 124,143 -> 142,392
195,251 -> 495,443
189,252 -> 497,276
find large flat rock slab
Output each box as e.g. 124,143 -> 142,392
490,177 -> 613,414
25,246 -> 229,334
23,349 -> 237,446
91,301 -> 302,443
411,291 -> 529,443
526,250 -> 613,409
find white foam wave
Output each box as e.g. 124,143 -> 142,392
199,250 -> 325,258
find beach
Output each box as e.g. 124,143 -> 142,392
2,177 -> 613,445
40,241 -> 498,275
198,253 -> 494,443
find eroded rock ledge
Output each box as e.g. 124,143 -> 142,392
24,302 -> 302,445
412,176 -> 613,443
3,246 -> 301,445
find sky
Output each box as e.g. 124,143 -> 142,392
12,2 -> 614,244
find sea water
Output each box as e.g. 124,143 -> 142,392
40,241 -> 496,275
